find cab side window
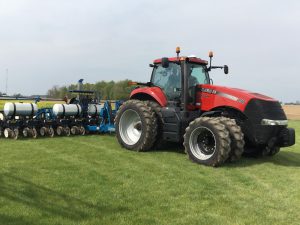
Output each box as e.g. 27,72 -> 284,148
151,63 -> 181,100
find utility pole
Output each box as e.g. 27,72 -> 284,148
5,68 -> 8,95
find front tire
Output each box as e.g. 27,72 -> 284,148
115,100 -> 157,151
144,100 -> 165,149
216,117 -> 245,162
184,117 -> 231,167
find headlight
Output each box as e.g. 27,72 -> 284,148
261,119 -> 288,126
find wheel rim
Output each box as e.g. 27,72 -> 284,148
80,126 -> 85,135
4,128 -> 10,138
32,128 -> 37,138
65,127 -> 70,136
49,128 -> 54,137
189,126 -> 216,160
57,127 -> 62,136
13,129 -> 19,140
40,127 -> 46,136
23,128 -> 29,137
71,126 -> 76,135
119,109 -> 142,145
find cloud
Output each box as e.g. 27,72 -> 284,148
0,0 -> 299,102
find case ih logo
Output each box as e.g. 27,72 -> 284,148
201,88 -> 245,104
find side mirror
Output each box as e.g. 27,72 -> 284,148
224,65 -> 229,74
149,64 -> 157,68
161,57 -> 169,68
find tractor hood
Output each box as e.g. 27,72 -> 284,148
200,84 -> 278,112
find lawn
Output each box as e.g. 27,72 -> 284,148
0,121 -> 299,225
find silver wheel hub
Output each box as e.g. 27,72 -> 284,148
119,109 -> 142,145
189,126 -> 216,160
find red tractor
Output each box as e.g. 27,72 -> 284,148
115,47 -> 295,166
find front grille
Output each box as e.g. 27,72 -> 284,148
244,99 -> 287,125
241,99 -> 288,146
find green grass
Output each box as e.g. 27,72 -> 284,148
0,121 -> 299,225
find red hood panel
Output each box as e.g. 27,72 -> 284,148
199,84 -> 278,112
229,87 -> 276,101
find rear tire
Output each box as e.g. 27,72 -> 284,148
115,99 -> 157,151
215,117 -> 245,162
184,117 -> 231,167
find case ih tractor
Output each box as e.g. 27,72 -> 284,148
115,47 -> 295,166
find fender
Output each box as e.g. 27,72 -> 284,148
130,87 -> 167,107
200,110 -> 222,117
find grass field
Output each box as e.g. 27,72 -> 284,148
0,121 -> 299,225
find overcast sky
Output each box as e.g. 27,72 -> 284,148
0,0 -> 299,102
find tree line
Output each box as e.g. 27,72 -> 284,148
47,80 -> 133,100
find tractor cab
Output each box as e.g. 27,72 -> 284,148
149,48 -> 228,111
151,56 -> 210,109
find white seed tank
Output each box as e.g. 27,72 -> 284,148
4,102 -> 38,117
52,104 -> 82,117
88,104 -> 103,116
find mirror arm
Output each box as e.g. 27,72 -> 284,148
211,66 -> 224,69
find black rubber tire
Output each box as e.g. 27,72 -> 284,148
49,127 -> 55,138
184,117 -> 231,167
143,100 -> 165,149
23,128 -> 29,138
40,127 -> 46,137
64,127 -> 71,136
215,117 -> 245,162
32,128 -> 38,139
56,126 -> 63,136
71,126 -> 78,135
79,126 -> 86,135
13,128 -> 19,140
115,99 -> 157,151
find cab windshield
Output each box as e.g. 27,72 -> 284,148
151,62 -> 210,100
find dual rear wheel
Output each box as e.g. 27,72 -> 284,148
184,117 -> 244,167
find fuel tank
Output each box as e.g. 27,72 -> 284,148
4,102 -> 38,117
52,104 -> 82,117
88,104 -> 103,116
